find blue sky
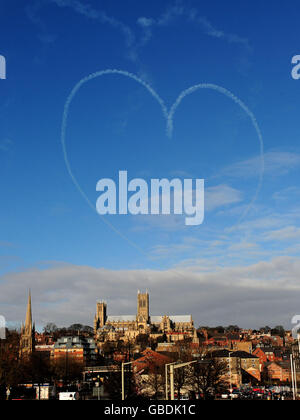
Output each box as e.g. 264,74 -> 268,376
1,0 -> 300,328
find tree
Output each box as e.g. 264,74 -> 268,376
272,326 -> 285,337
136,362 -> 165,399
103,363 -> 135,400
52,357 -> 83,384
215,326 -> 225,333
43,323 -> 58,335
156,334 -> 167,344
173,364 -> 189,399
0,330 -> 21,389
226,325 -> 240,333
102,341 -> 116,358
136,334 -> 150,351
67,324 -> 94,335
82,326 -> 94,334
259,326 -> 271,334
187,358 -> 228,400
170,341 -> 194,398
19,352 -> 52,388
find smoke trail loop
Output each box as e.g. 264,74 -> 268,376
61,70 -> 264,256
167,83 -> 264,225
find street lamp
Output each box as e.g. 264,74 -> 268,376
165,362 -> 176,400
290,354 -> 297,400
294,358 -> 298,399
96,375 -> 101,401
228,352 -> 234,399
121,361 -> 133,401
290,354 -> 296,400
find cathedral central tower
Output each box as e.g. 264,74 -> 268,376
94,301 -> 107,332
137,291 -> 149,328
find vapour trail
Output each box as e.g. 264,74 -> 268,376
61,69 -> 168,257
61,69 -> 264,263
61,69 -> 191,283
167,83 -> 265,226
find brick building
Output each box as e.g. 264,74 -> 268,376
264,362 -> 291,383
52,336 -> 97,365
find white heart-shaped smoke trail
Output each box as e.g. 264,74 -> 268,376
61,69 -> 264,258
61,70 -> 168,256
167,83 -> 264,226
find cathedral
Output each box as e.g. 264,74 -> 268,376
94,291 -> 196,343
19,291 -> 35,357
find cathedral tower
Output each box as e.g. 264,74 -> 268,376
94,301 -> 107,332
19,290 -> 35,358
137,291 -> 149,329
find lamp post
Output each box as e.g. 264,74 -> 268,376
228,352 -> 234,399
291,354 -> 296,400
121,361 -> 133,401
293,357 -> 298,399
296,334 -> 300,398
97,375 -> 100,401
165,362 -> 175,400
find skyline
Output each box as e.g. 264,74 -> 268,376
1,0 -> 300,329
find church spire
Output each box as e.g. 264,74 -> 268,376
25,289 -> 32,333
19,290 -> 35,357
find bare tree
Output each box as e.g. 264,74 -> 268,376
136,363 -> 165,399
187,358 -> 228,400
170,341 -> 194,399
43,323 -> 58,335
104,363 -> 135,400
0,330 -> 21,388
52,357 -> 83,384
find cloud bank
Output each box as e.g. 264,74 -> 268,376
1,256 -> 299,329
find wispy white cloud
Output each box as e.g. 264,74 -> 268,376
137,17 -> 154,28
228,241 -> 258,251
263,226 -> 300,242
206,184 -> 243,211
151,243 -> 194,258
273,186 -> 300,201
230,214 -> 289,234
221,151 -> 300,179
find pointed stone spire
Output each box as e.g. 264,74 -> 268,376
19,290 -> 34,357
25,290 -> 32,334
